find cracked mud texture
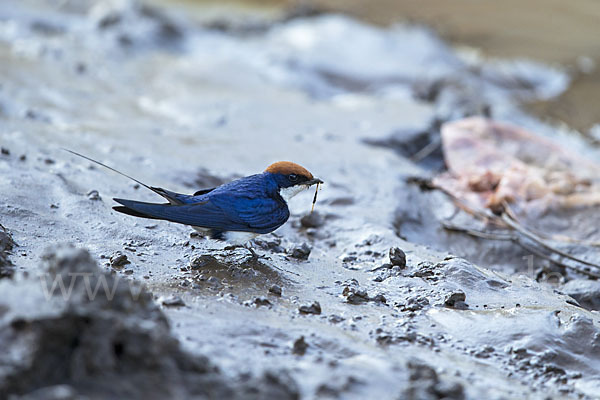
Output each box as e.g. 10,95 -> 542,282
1,0 -> 600,399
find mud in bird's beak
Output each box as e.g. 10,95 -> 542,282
305,178 -> 324,186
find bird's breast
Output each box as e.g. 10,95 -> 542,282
221,231 -> 261,245
279,185 -> 309,202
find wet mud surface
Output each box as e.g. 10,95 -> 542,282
1,1 -> 600,399
0,245 -> 298,399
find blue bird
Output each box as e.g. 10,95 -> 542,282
66,150 -> 323,256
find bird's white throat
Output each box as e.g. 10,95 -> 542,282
279,185 -> 309,202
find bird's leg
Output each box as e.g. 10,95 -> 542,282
245,244 -> 259,261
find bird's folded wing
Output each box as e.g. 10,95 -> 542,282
211,195 -> 290,233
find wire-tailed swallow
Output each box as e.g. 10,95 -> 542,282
66,151 -> 323,253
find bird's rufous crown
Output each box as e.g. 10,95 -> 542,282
265,161 -> 313,179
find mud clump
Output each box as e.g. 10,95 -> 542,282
397,296 -> 430,312
268,284 -> 282,296
109,251 -> 130,268
0,245 -> 299,400
253,297 -> 272,307
0,225 -> 16,279
404,360 -> 465,400
389,247 -> 407,268
289,243 -> 311,260
409,262 -> 443,281
299,301 -> 321,315
342,286 -> 386,305
159,295 -> 186,307
444,290 -> 467,309
292,336 -> 308,355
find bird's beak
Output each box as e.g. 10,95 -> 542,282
305,178 -> 324,186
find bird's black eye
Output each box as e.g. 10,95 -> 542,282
288,174 -> 298,182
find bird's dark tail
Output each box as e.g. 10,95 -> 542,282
112,197 -> 218,229
113,206 -> 162,220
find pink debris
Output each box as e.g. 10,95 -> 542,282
433,117 -> 600,213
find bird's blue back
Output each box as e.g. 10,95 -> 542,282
186,173 -> 276,202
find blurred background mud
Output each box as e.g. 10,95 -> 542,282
160,0 -> 600,134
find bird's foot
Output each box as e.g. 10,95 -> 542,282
224,244 -> 268,262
